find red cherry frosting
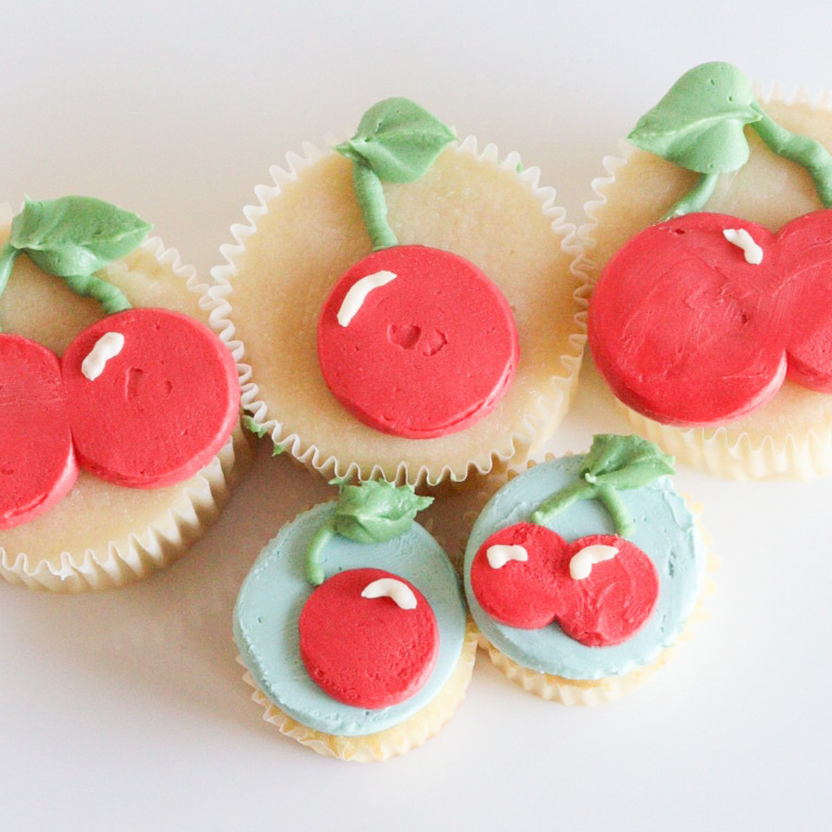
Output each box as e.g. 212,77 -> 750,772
61,308 -> 239,488
470,523 -> 659,647
317,245 -> 519,439
0,335 -> 78,529
589,210 -> 832,426
298,567 -> 439,709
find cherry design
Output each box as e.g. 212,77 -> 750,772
318,245 -> 518,438
470,523 -> 659,647
0,335 -> 77,529
299,567 -> 439,709
316,98 -> 519,439
62,308 -> 239,488
590,210 -> 832,426
0,196 -> 240,523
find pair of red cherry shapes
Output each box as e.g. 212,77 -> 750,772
0,307 -> 239,529
470,523 -> 659,647
590,210 -> 832,425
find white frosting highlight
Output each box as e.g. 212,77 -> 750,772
361,577 -> 417,610
486,544 -> 529,569
337,270 -> 397,326
569,544 -> 619,580
723,228 -> 763,265
81,332 -> 125,380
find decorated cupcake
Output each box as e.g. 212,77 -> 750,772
464,435 -> 711,705
586,62 -> 832,479
234,480 -> 476,762
210,98 -> 588,486
0,197 -> 250,591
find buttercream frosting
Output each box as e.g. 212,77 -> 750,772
464,455 -> 706,679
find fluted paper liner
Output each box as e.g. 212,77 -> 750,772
208,137 -> 589,487
239,620 -> 478,763
0,215 -> 252,591
581,81 -> 832,480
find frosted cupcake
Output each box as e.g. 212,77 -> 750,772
210,98 -> 587,486
0,197 -> 250,591
464,435 -> 711,705
585,62 -> 832,479
234,481 -> 476,762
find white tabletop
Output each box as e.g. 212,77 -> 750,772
2,3 -> 831,829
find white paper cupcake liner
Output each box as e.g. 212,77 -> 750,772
208,137 -> 589,488
580,80 -> 832,480
240,620 -> 478,763
0,219 -> 253,591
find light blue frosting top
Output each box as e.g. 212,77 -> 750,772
463,456 -> 707,680
234,502 -> 467,737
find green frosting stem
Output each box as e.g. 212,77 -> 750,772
531,480 -> 591,526
0,243 -> 20,330
750,105 -> 832,207
352,162 -> 398,250
305,518 -> 337,586
61,272 -> 132,314
662,173 -> 719,221
595,484 -> 634,538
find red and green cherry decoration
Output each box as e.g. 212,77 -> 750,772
589,62 -> 832,426
298,480 -> 440,708
0,196 -> 239,529
470,435 -> 670,647
316,98 -> 519,439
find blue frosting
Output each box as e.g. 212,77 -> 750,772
234,502 -> 467,737
463,456 -> 707,680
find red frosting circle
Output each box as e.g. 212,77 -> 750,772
470,524 -> 659,647
0,335 -> 78,529
317,245 -> 519,439
298,567 -> 439,709
61,308 -> 239,488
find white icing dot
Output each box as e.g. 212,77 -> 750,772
337,270 -> 398,326
723,228 -> 763,265
361,577 -> 417,610
569,544 -> 619,580
81,332 -> 125,381
486,544 -> 529,569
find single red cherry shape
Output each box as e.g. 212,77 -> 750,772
590,210 -> 832,426
470,523 -> 659,647
61,308 -> 239,489
0,335 -> 78,529
317,245 -> 519,439
298,567 -> 439,709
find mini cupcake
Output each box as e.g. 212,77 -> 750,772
585,62 -> 832,479
234,480 -> 476,762
210,98 -> 588,486
0,197 -> 250,591
464,435 -> 712,705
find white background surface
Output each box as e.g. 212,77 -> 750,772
2,3 -> 832,830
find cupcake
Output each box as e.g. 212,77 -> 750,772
0,197 -> 251,591
234,480 -> 476,762
585,62 -> 832,479
464,435 -> 712,705
210,98 -> 588,487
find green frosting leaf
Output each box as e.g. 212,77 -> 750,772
335,98 -> 455,184
242,415 -> 269,439
628,62 -> 761,174
332,480 -> 433,544
581,434 -> 676,489
10,196 -> 152,277
531,435 -> 675,538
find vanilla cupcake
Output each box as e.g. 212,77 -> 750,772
0,197 -> 250,591
585,62 -> 832,479
464,435 -> 712,705
210,98 -> 588,487
234,481 -> 476,762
